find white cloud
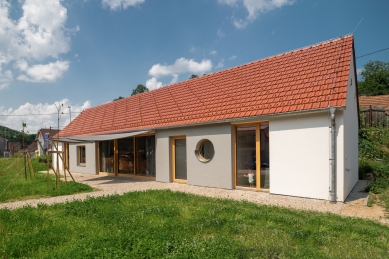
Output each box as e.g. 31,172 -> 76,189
0,99 -> 91,134
146,77 -> 163,90
149,58 -> 213,78
102,0 -> 145,10
17,60 -> 69,82
229,55 -> 237,60
357,68 -> 363,75
190,46 -> 196,53
210,50 -> 217,56
0,0 -> 75,89
170,74 -> 179,84
217,29 -> 225,37
218,0 -> 294,28
216,59 -> 224,69
0,67 -> 13,90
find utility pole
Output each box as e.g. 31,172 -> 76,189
55,103 -> 63,188
21,122 -> 27,179
67,106 -> 71,122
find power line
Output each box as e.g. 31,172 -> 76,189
0,112 -> 82,117
357,47 -> 389,59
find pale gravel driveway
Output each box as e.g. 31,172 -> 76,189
1,172 -> 388,225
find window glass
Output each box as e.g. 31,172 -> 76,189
260,122 -> 270,189
197,139 -> 214,162
236,125 -> 256,188
136,136 -> 156,177
100,140 -> 114,174
78,146 -> 86,165
118,138 -> 134,174
174,138 -> 187,180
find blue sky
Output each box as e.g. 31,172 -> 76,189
0,0 -> 388,134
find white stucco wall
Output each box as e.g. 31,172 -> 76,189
343,52 -> 359,199
270,111 -> 346,201
69,142 -> 97,174
156,123 -> 233,189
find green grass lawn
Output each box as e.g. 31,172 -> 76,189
0,157 -> 93,203
1,190 -> 388,259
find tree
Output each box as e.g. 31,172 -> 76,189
131,84 -> 148,96
358,61 -> 389,96
113,96 -> 124,101
189,74 -> 198,79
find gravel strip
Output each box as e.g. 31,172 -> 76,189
1,172 -> 388,225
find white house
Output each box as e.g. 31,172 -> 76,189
55,35 -> 359,202
36,129 -> 60,156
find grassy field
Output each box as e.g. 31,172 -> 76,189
0,190 -> 388,258
0,157 -> 93,203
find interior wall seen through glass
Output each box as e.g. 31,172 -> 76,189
236,125 -> 256,188
100,140 -> 114,174
136,136 -> 156,177
118,138 -> 134,174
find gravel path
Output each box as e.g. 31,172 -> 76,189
1,172 -> 388,225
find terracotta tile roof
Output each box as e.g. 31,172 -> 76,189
61,35 -> 354,137
359,95 -> 389,109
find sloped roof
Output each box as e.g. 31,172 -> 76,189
36,129 -> 61,139
61,35 -> 354,137
27,141 -> 37,151
359,95 -> 389,109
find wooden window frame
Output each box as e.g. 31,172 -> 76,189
77,145 -> 86,166
233,122 -> 269,192
171,136 -> 187,183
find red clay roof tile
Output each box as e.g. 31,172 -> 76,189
60,35 -> 354,137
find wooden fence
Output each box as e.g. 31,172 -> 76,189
359,106 -> 389,127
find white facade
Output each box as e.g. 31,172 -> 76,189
69,142 -> 97,175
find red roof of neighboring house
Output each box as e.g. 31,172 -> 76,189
27,142 -> 38,151
8,142 -> 21,150
37,129 -> 61,139
359,95 -> 389,109
61,35 -> 354,137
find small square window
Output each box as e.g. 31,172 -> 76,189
78,146 -> 86,166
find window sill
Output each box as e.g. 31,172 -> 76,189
78,163 -> 86,167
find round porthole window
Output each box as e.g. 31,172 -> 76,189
196,139 -> 215,163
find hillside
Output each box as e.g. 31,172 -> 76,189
0,125 -> 36,145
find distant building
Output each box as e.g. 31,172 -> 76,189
0,135 -> 9,157
8,142 -> 21,156
36,129 -> 60,156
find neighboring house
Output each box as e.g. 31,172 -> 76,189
36,129 -> 60,156
8,142 -> 21,156
27,142 -> 38,157
0,135 -> 9,157
55,35 -> 359,202
359,94 -> 389,114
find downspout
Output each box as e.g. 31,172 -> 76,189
329,107 -> 337,203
